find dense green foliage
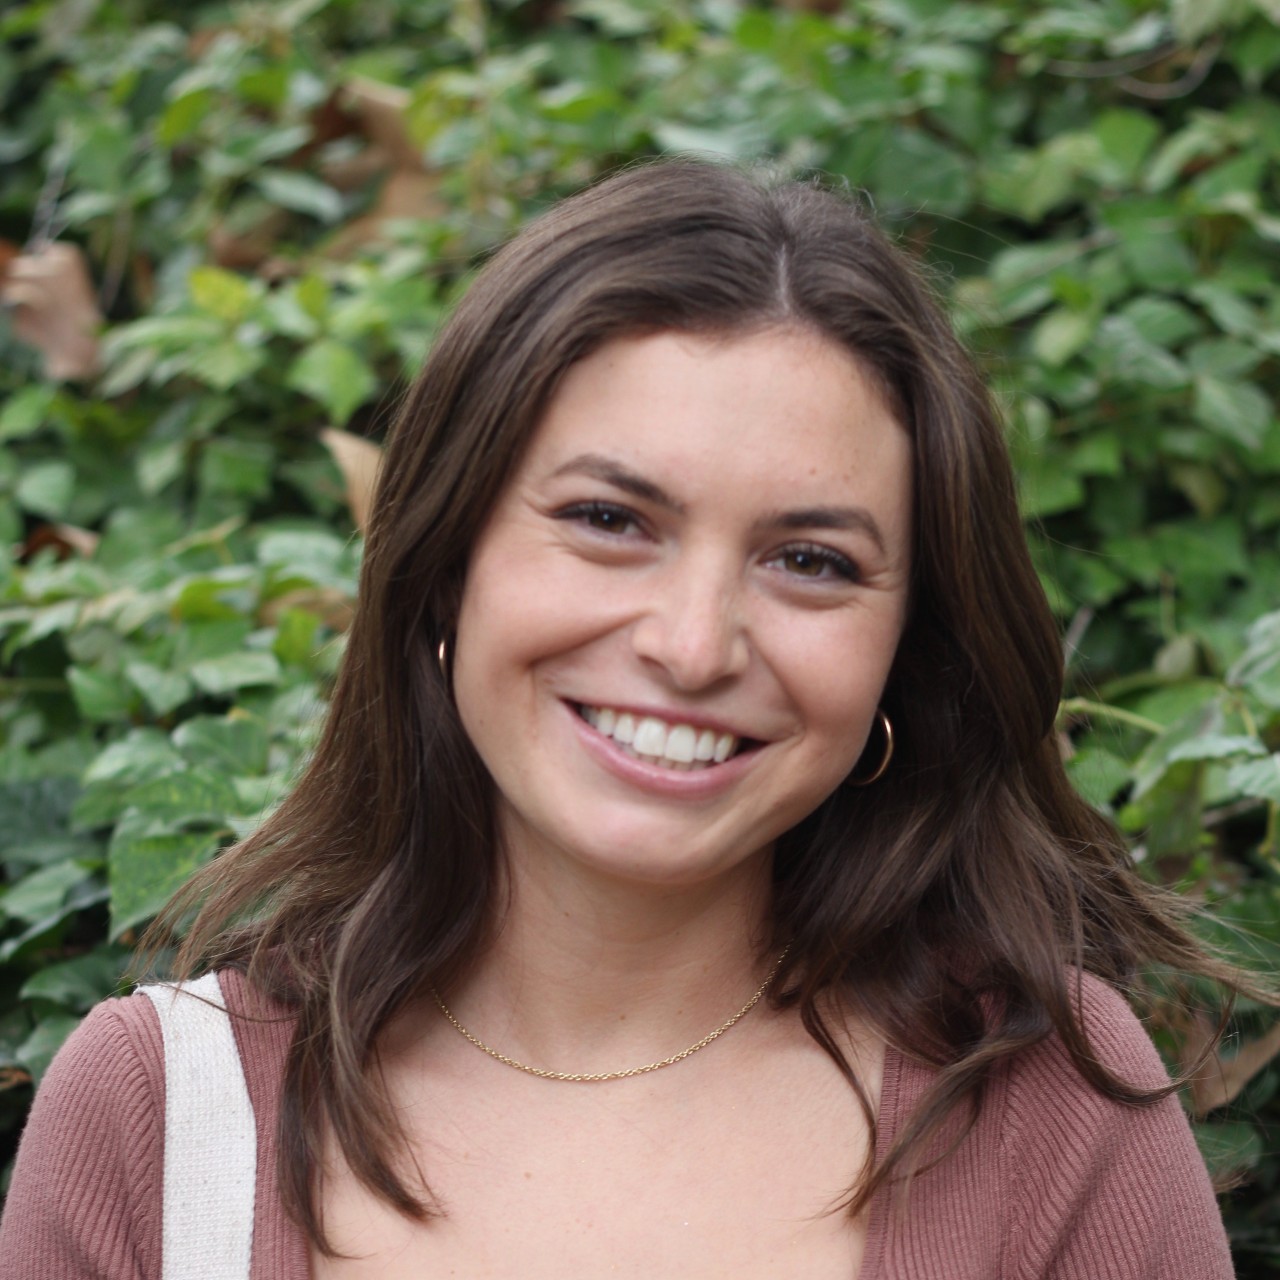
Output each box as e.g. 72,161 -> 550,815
1,0 -> 1278,1265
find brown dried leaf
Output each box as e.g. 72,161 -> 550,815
320,427 -> 382,536
321,169 -> 445,260
342,78 -> 425,172
0,237 -> 20,281
0,1067 -> 33,1091
1189,1017 -> 1280,1116
320,144 -> 397,194
209,206 -> 293,271
19,523 -> 101,562
1,243 -> 103,380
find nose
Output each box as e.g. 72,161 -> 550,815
629,553 -> 750,690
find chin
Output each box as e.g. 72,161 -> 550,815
562,826 -> 771,890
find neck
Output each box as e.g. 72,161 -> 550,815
442,839 -> 779,1078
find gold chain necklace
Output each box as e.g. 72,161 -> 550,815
431,945 -> 790,1083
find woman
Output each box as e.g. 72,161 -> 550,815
0,160 -> 1245,1278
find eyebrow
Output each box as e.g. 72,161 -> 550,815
550,453 -> 687,514
549,452 -> 888,554
757,505 -> 887,554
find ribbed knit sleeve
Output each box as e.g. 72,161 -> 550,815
999,976 -> 1234,1280
0,997 -> 164,1280
868,974 -> 1236,1279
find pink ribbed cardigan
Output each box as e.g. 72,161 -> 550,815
0,969 -> 1236,1279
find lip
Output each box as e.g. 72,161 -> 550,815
564,700 -> 764,797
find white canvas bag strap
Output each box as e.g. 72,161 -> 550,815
139,972 -> 257,1280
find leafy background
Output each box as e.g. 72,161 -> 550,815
1,0 -> 1278,1268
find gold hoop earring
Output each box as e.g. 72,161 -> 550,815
846,709 -> 893,787
437,638 -> 448,678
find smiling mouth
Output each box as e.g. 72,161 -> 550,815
574,703 -> 758,771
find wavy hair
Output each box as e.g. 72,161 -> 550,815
152,159 -> 1250,1251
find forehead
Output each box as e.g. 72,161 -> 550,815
515,327 -> 912,531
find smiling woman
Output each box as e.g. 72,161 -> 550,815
453,329 -> 911,894
0,161 -> 1256,1280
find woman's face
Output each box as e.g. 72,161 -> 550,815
453,327 -> 913,890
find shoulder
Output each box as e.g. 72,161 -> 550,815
135,968 -> 296,1141
0,991 -> 165,1278
16,987 -> 167,1155
1003,970 -> 1169,1108
994,971 -> 1234,1280
0,970 -> 301,1280
206,967 -> 297,1125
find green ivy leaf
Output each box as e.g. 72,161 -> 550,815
82,730 -> 187,787
0,385 -> 56,441
172,618 -> 253,666
1065,745 -> 1131,810
15,1012 -> 82,1085
863,127 -> 973,216
1091,109 -> 1161,184
198,438 -> 274,499
136,440 -> 186,496
1,860 -> 95,927
0,776 -> 82,864
20,947 -> 130,1012
1227,611 -> 1280,706
1095,317 -> 1188,390
257,528 -> 353,589
1120,296 -> 1203,348
67,666 -> 136,723
1192,375 -> 1273,451
1032,309 -> 1094,367
189,651 -> 283,695
15,460 -> 75,518
1166,734 -> 1267,764
287,340 -> 377,425
187,340 -> 267,391
121,768 -> 242,826
1169,463 -> 1227,518
125,661 -> 193,717
189,266 -> 258,324
173,714 -> 269,775
1227,754 -> 1280,805
1193,1119 -> 1266,1176
108,818 -> 222,939
1131,698 -> 1225,798
255,168 -> 345,223
272,607 -> 320,666
1017,457 -> 1085,519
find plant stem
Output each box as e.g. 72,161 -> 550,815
1058,697 -> 1165,735
0,677 -> 68,693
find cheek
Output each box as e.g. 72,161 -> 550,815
784,618 -> 903,753
452,550 -> 520,748
451,541 -> 593,744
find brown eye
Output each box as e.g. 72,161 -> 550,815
556,501 -> 640,535
586,507 -> 631,532
784,550 -> 825,577
772,544 -> 860,583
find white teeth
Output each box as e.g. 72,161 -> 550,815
578,704 -> 741,769
633,717 -> 668,757
666,725 -> 696,764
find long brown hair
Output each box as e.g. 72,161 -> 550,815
153,159 -> 1249,1249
